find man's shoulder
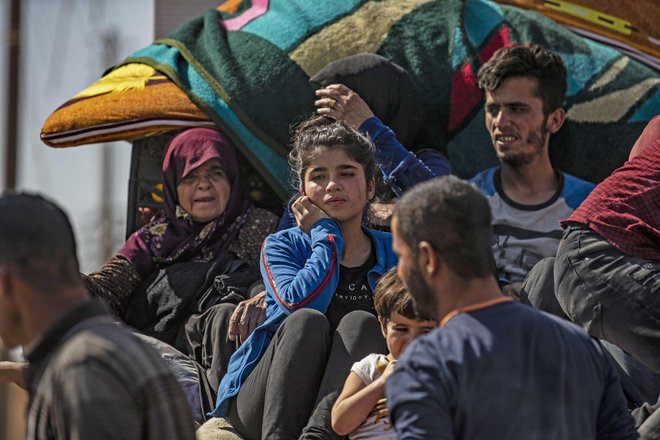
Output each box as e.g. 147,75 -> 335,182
559,172 -> 596,209
469,167 -> 498,196
51,318 -> 172,382
413,302 -> 599,355
30,318 -> 195,439
485,300 -> 595,337
397,316 -> 477,368
392,330 -> 450,389
494,303 -> 607,361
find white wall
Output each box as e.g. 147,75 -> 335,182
2,0 -> 154,272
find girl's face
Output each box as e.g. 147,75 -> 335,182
176,159 -> 231,223
302,147 -> 375,225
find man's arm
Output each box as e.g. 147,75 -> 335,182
386,349 -> 454,440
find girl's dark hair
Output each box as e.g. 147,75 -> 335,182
289,115 -> 377,190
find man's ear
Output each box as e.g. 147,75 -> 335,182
417,241 -> 439,278
546,107 -> 565,134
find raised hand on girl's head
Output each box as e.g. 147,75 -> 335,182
291,196 -> 330,235
315,84 -> 374,130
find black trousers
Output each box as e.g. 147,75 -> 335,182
301,311 -> 387,440
554,225 -> 660,373
227,309 -> 385,440
130,303 -> 238,420
522,231 -> 660,407
175,303 -> 238,393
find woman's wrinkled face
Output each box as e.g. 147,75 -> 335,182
176,159 -> 231,223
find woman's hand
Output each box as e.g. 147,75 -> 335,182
291,196 -> 330,235
315,84 -> 375,130
228,291 -> 267,346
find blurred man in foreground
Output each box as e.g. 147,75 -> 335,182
0,192 -> 195,439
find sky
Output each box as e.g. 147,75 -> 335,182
1,0 -> 154,272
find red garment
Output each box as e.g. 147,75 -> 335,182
562,119 -> 660,260
629,115 -> 660,160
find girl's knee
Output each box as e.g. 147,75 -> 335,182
284,308 -> 331,336
336,310 -> 379,334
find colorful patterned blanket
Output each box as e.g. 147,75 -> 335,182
124,0 -> 659,199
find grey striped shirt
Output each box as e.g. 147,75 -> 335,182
24,300 -> 195,440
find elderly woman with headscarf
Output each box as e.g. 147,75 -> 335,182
84,128 -> 278,395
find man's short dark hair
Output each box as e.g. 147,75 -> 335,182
374,267 -> 436,322
477,44 -> 567,115
0,192 -> 80,291
393,176 -> 493,278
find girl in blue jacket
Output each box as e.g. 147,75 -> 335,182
212,116 -> 398,439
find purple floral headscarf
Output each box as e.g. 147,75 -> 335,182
118,128 -> 252,278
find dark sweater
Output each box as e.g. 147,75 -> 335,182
387,301 -> 636,439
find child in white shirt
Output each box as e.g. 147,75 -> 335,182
331,268 -> 437,439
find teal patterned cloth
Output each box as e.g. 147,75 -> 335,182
124,0 -> 659,199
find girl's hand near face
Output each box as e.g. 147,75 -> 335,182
292,195 -> 330,235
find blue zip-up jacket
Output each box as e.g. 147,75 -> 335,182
210,217 -> 397,416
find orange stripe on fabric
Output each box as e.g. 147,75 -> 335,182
440,296 -> 513,327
